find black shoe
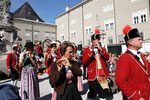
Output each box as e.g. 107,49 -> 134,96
83,77 -> 87,80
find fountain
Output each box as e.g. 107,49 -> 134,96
0,0 -> 19,77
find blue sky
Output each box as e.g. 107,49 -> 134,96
10,0 -> 83,24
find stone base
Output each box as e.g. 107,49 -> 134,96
0,54 -> 10,77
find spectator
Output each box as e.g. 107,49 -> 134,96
108,57 -> 118,94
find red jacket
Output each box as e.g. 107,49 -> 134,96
35,45 -> 43,54
6,53 -> 19,70
116,50 -> 150,100
82,47 -> 109,81
45,53 -> 61,74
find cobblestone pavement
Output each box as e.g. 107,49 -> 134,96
0,73 -> 122,100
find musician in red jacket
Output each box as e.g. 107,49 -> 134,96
35,41 -> 44,68
116,25 -> 150,100
82,29 -> 113,100
45,42 -> 61,75
6,44 -> 20,86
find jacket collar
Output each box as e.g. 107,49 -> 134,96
126,50 -> 149,76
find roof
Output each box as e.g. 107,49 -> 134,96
13,18 -> 56,26
13,2 -> 44,22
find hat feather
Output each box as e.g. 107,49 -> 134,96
94,29 -> 100,34
122,25 -> 132,35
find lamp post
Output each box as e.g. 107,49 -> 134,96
31,21 -> 34,42
28,12 -> 34,42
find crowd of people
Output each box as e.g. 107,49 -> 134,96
5,25 -> 150,100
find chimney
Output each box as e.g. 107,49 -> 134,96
36,19 -> 39,22
65,5 -> 70,12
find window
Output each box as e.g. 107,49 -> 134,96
141,14 -> 146,22
89,28 -> 92,34
134,16 -> 139,24
84,12 -> 92,20
108,37 -> 113,44
70,19 -> 76,25
60,24 -> 64,29
105,24 -> 109,30
86,29 -> 88,35
103,4 -> 113,13
140,9 -> 147,23
140,32 -> 144,40
60,35 -> 64,40
85,26 -> 92,35
110,22 -> 114,29
34,31 -> 39,38
118,35 -> 124,43
132,9 -> 147,24
26,30 -> 31,37
71,32 -> 76,38
45,32 -> 50,39
51,33 -> 55,40
104,18 -> 114,30
131,0 -> 136,2
87,39 -> 91,46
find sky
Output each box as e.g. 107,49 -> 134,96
10,0 -> 83,24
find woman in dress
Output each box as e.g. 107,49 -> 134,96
19,42 -> 40,100
50,41 -> 82,100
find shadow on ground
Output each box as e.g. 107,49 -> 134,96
39,76 -> 49,82
80,82 -> 89,95
40,93 -> 52,100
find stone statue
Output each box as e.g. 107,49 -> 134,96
1,0 -> 12,26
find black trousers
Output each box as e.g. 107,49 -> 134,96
83,64 -> 87,79
88,79 -> 113,99
10,68 -> 19,81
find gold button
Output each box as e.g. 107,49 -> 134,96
142,79 -> 145,81
139,71 -> 142,73
145,94 -> 147,96
144,86 -> 146,89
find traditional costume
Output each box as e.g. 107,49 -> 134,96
82,29 -> 113,99
6,44 -> 20,86
35,42 -> 43,68
116,25 -> 150,100
45,42 -> 61,75
20,42 -> 40,100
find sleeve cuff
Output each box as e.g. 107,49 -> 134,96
127,91 -> 141,100
7,66 -> 10,69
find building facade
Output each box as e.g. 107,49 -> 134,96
12,2 -> 57,47
56,0 -> 150,49
13,18 -> 57,46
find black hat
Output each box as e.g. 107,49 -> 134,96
123,25 -> 141,41
77,44 -> 82,51
50,43 -> 56,48
24,42 -> 35,48
91,29 -> 101,41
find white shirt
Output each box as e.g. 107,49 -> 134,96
128,49 -> 144,65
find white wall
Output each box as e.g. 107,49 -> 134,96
121,41 -> 150,53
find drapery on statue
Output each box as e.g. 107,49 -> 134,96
1,0 -> 12,26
